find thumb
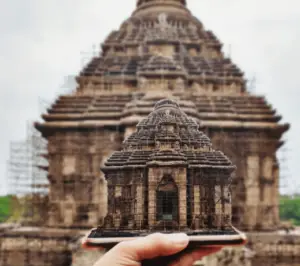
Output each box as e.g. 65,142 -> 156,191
104,233 -> 189,263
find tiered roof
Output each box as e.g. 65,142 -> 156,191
103,99 -> 235,171
77,1 -> 242,85
138,55 -> 186,77
80,56 -> 242,80
37,93 -> 288,135
35,0 -> 289,138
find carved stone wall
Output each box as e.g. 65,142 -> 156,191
0,230 -> 73,266
47,130 -> 122,228
209,130 -> 280,231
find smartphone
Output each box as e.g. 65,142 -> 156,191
82,227 -> 247,250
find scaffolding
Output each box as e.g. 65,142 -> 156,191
8,123 -> 48,196
7,43 -> 100,196
277,136 -> 291,194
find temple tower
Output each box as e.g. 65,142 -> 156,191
34,0 -> 289,231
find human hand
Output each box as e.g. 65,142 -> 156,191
93,233 -> 222,266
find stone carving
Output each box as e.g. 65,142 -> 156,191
158,13 -> 169,30
174,141 -> 180,150
138,77 -> 148,90
155,140 -> 161,150
188,23 -> 198,33
174,78 -> 185,92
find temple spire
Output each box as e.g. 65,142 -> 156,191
137,0 -> 186,8
134,0 -> 189,15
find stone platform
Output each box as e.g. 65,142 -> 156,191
0,227 -> 80,266
1,226 -> 300,266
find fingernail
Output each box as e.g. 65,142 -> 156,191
167,233 -> 189,246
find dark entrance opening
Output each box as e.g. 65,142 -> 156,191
156,176 -> 179,223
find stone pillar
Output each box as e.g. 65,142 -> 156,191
178,168 -> 187,228
98,175 -> 108,224
215,185 -> 222,228
263,186 -> 273,205
148,168 -> 156,228
273,166 -> 280,225
193,185 -> 200,229
262,156 -> 275,229
245,155 -> 260,230
179,189 -> 187,227
223,185 -> 232,227
61,195 -> 76,227
148,189 -> 156,228
112,186 -> 122,228
262,157 -> 274,208
262,157 -> 273,180
194,185 -> 200,216
135,185 -> 144,228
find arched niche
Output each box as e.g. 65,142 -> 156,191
156,175 -> 179,223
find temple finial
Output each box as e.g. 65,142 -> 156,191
137,0 -> 186,8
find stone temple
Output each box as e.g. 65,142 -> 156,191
101,99 -> 235,232
1,0 -> 293,266
35,0 -> 288,231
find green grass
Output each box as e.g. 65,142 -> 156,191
0,196 -> 13,223
280,195 -> 300,226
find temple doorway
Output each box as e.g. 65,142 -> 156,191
156,176 -> 179,224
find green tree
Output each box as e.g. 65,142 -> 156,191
280,196 -> 300,226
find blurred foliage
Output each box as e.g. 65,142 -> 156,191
280,195 -> 300,226
8,195 -> 25,223
0,195 -> 13,222
0,195 -> 27,223
0,194 -> 49,225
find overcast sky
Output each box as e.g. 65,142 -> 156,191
0,0 -> 299,195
